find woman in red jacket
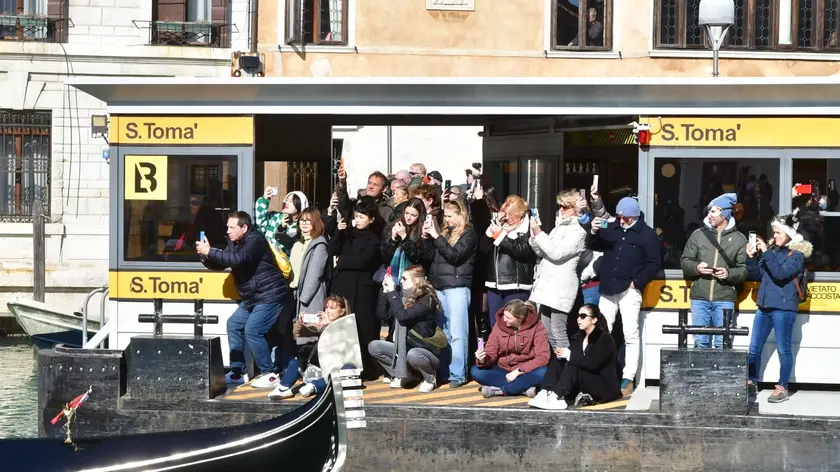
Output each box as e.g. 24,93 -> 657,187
471,300 -> 550,398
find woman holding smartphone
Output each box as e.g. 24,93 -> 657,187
746,214 -> 812,403
420,201 -> 478,388
328,197 -> 384,380
369,265 -> 443,393
481,196 -> 537,329
255,187 -> 309,254
382,198 -> 427,275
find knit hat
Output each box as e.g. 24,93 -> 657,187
771,212 -> 805,245
709,193 -> 738,219
284,191 -> 310,212
615,197 -> 640,218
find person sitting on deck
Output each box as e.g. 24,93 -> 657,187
196,211 -> 288,386
369,265 -> 445,394
529,303 -> 621,410
471,300 -> 550,398
273,295 -> 351,399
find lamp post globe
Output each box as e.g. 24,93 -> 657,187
699,0 -> 735,77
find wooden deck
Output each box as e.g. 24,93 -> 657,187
222,378 -> 630,411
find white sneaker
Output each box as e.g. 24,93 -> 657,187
418,380 -> 436,393
382,376 -> 393,385
528,389 -> 550,408
225,371 -> 249,385
268,385 -> 294,399
299,383 -> 316,398
389,378 -> 405,389
250,372 -> 280,388
543,392 -> 568,410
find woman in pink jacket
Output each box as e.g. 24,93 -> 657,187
471,300 -> 551,398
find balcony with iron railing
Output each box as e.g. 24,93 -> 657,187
0,14 -> 62,42
149,20 -> 227,47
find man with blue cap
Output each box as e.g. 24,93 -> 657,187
680,193 -> 748,349
591,196 -> 661,397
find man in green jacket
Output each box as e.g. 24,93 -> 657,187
680,193 -> 748,348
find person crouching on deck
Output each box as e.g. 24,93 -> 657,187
528,304 -> 621,410
197,211 -> 289,386
369,265 -> 445,393
471,300 -> 550,398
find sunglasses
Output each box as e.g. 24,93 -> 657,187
578,313 -> 596,320
189,200 -> 201,206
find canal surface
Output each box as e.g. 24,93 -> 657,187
0,340 -> 38,438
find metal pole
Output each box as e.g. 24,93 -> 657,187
386,125 -> 393,175
712,49 -> 720,77
194,299 -> 204,338
153,299 -> 164,336
32,200 -> 45,303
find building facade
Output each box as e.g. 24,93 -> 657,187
259,0 -> 840,78
0,0 -> 252,314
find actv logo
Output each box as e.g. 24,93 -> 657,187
134,162 -> 158,194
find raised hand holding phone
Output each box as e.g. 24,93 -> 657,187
337,217 -> 347,231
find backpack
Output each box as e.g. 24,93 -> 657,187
786,250 -> 809,304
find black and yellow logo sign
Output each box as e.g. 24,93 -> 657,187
125,155 -> 168,200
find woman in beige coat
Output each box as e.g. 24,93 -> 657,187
528,190 -> 587,352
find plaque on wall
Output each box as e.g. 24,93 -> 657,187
427,0 -> 475,11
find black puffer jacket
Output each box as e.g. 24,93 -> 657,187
480,228 -> 537,291
376,291 -> 437,338
203,229 -> 287,306
421,229 -> 478,290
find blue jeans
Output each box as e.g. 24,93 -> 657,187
469,365 -> 548,395
749,308 -> 797,388
690,300 -> 735,349
436,287 -> 471,383
487,289 -> 530,329
227,301 -> 282,375
582,285 -> 600,306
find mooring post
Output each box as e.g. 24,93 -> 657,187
194,299 -> 204,338
32,200 -> 46,303
723,308 -> 735,349
153,299 -> 163,336
677,308 -> 689,348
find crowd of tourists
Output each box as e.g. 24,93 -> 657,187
195,160 -> 812,409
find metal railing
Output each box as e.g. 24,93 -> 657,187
149,21 -> 227,47
0,15 -> 63,43
81,286 -> 109,349
662,308 -> 749,349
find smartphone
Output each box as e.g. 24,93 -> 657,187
269,187 -> 279,197
302,313 -> 320,324
199,231 -> 205,241
749,231 -> 757,248
530,208 -> 537,218
600,218 -> 609,229
444,179 -> 452,189
477,339 -> 485,351
386,267 -> 392,279
579,188 -> 586,199
593,174 -> 599,191
794,184 -> 813,195
335,209 -> 342,221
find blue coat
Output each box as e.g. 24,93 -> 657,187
203,229 -> 288,307
746,242 -> 811,312
591,213 -> 662,296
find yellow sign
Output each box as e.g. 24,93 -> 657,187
110,116 -> 254,145
124,155 -> 168,200
110,271 -> 240,301
643,280 -> 840,313
645,117 -> 840,148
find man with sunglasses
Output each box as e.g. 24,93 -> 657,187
680,193 -> 748,349
590,197 -> 661,397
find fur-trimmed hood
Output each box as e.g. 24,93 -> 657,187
787,239 -> 814,258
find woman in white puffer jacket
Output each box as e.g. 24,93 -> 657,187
528,190 -> 587,352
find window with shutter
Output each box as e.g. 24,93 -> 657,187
151,0 -> 229,47
285,0 -> 348,46
0,0 -> 66,42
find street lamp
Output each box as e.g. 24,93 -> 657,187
699,0 -> 735,77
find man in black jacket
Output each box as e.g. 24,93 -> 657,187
197,211 -> 288,386
590,197 -> 661,397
